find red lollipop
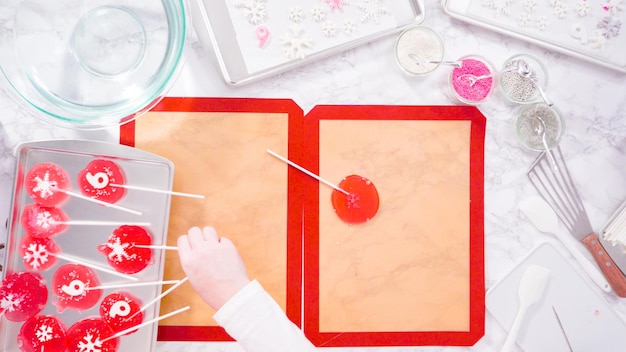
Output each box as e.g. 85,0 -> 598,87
52,264 -> 102,312
25,163 -> 70,207
78,159 -> 126,204
0,271 -> 48,322
20,236 -> 61,271
98,225 -> 153,274
66,318 -> 118,352
21,203 -> 69,238
18,315 -> 67,352
100,291 -> 143,335
331,175 -> 380,224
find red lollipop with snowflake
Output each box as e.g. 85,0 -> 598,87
331,175 -> 380,224
100,291 -> 143,335
25,163 -> 70,207
52,264 -> 102,312
18,315 -> 67,352
78,159 -> 126,204
98,225 -> 153,274
0,271 -> 48,322
20,236 -> 60,271
66,318 -> 118,352
21,203 -> 69,238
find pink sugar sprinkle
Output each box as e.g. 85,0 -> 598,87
451,58 -> 494,103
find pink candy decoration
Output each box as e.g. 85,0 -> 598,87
256,25 -> 270,48
451,57 -> 494,103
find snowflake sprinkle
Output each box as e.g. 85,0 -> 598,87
36,324 -> 54,342
321,21 -> 337,38
357,0 -> 389,23
517,13 -> 532,27
536,16 -> 549,30
77,333 -> 103,352
280,25 -> 312,59
343,19 -> 357,35
235,0 -> 268,24
288,6 -> 305,23
24,243 -> 50,270
105,236 -> 135,262
483,0 -> 514,17
32,172 -> 58,200
575,1 -> 590,16
1,293 -> 23,312
311,6 -> 327,22
597,16 -> 622,38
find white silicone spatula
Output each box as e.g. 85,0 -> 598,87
520,196 -> 611,293
501,264 -> 551,352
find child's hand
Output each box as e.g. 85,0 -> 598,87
177,226 -> 251,310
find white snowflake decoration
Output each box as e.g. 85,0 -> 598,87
235,0 -> 268,25
589,31 -> 608,49
24,243 -> 50,270
483,0 -> 513,17
575,1 -> 590,16
357,0 -> 389,23
288,6 -> 305,23
517,13 -> 532,27
280,25 -> 312,59
35,210 -> 55,230
536,16 -> 549,30
105,235 -> 135,262
1,293 -> 23,312
77,333 -> 103,352
321,21 -> 337,38
608,0 -> 624,15
547,0 -> 560,7
36,324 -> 53,342
343,19 -> 357,35
32,172 -> 58,200
311,6 -> 327,22
553,3 -> 567,19
523,0 -> 537,13
346,193 -> 361,209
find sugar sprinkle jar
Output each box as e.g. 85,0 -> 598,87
499,54 -> 549,105
394,26 -> 444,76
449,55 -> 497,105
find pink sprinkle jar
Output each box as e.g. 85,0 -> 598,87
448,55 -> 497,105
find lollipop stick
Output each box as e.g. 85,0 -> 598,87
102,305 -> 191,343
134,244 -> 178,251
111,184 -> 204,199
135,277 -> 189,316
85,280 -> 181,291
266,149 -> 349,195
54,253 -> 138,281
55,188 -> 142,215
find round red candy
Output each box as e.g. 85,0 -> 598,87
52,264 -> 102,312
78,159 -> 126,204
25,163 -> 70,207
331,175 -> 380,224
21,203 -> 69,238
66,318 -> 118,352
0,271 -> 48,322
98,225 -> 153,274
100,291 -> 143,335
18,315 -> 67,352
20,236 -> 61,271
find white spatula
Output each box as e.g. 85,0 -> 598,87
520,196 -> 611,293
501,264 -> 551,352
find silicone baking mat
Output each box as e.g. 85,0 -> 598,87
301,105 -> 486,347
120,97 -> 305,341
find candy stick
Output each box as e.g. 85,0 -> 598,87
85,280 -> 181,291
52,220 -> 151,226
135,277 -> 189,316
134,244 -> 178,251
54,187 -> 142,215
110,183 -> 205,199
53,253 -> 138,281
266,149 -> 349,195
101,305 -> 191,343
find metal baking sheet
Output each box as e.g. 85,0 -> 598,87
192,0 -> 425,85
442,0 -> 626,73
1,140 -> 173,351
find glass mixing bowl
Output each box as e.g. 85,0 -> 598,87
0,0 -> 188,129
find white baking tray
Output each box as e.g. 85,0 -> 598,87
192,0 -> 425,85
442,0 -> 626,73
1,140 -> 173,352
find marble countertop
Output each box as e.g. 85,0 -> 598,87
1,0 -> 625,351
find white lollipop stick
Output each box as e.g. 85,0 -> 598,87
110,183 -> 205,199
52,220 -> 150,226
266,149 -> 349,195
135,277 -> 189,316
134,244 -> 178,251
85,280 -> 181,291
54,253 -> 138,281
54,188 -> 142,215
101,305 -> 190,343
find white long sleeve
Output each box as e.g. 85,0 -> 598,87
213,279 -> 316,352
